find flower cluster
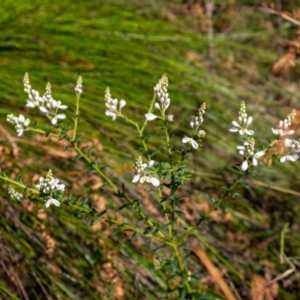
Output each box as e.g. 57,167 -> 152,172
182,103 -> 206,149
75,76 -> 83,96
280,139 -> 300,162
7,114 -> 30,136
35,170 -> 65,207
145,75 -> 173,121
104,87 -> 126,121
132,157 -> 160,187
8,187 -> 23,201
229,101 -> 254,135
24,73 -> 68,125
230,102 -> 265,170
236,138 -> 265,171
272,109 -> 296,136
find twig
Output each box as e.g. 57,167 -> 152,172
205,0 -> 216,74
275,0 -> 283,55
260,6 -> 300,27
192,240 -> 237,300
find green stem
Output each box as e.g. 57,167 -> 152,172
0,174 -> 38,194
73,143 -> 118,190
26,128 -> 59,137
72,94 -> 81,141
159,188 -> 172,239
73,142 -> 167,239
108,219 -> 167,243
172,242 -> 193,297
120,94 -> 157,154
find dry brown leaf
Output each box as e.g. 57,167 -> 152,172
91,194 -> 106,212
250,274 -> 266,300
182,197 -> 235,223
250,273 -> 279,300
272,52 -> 296,76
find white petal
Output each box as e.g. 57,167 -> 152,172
252,157 -> 258,166
148,160 -> 155,167
167,115 -> 173,122
45,198 -> 60,208
247,116 -> 253,126
132,174 -> 140,183
255,151 -> 265,158
24,119 -> 30,126
280,156 -> 287,163
145,113 -> 158,121
105,110 -> 117,120
246,129 -> 254,135
18,114 -> 25,122
284,130 -> 294,136
119,99 -> 126,109
17,129 -> 24,136
191,139 -> 198,149
284,139 -> 293,147
182,137 -> 190,144
56,114 -> 66,119
164,98 -> 170,109
241,160 -> 248,171
272,128 -> 279,135
229,127 -> 238,132
288,154 -> 299,161
150,177 -> 160,187
237,146 -> 245,151
40,107 -> 49,115
232,121 -> 240,127
154,102 -> 160,110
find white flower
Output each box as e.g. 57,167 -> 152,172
229,118 -> 254,135
150,75 -> 172,119
8,187 -> 23,201
272,128 -> 294,136
46,99 -> 68,111
36,170 -> 65,194
75,76 -> 83,95
132,157 -> 160,187
252,150 -> 265,166
284,139 -> 293,147
241,159 -> 249,171
105,87 -> 126,121
272,110 -> 296,136
182,137 -> 198,149
280,138 -> 300,163
280,154 -> 299,163
236,138 -> 265,171
7,114 -> 30,136
26,89 -> 43,108
51,113 -> 66,125
132,174 -> 160,187
23,74 -> 68,125
229,101 -> 254,136
45,198 -> 61,208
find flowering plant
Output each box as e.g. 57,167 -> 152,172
1,73 -> 299,299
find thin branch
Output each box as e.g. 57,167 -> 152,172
260,6 -> 300,27
205,0 -> 216,74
